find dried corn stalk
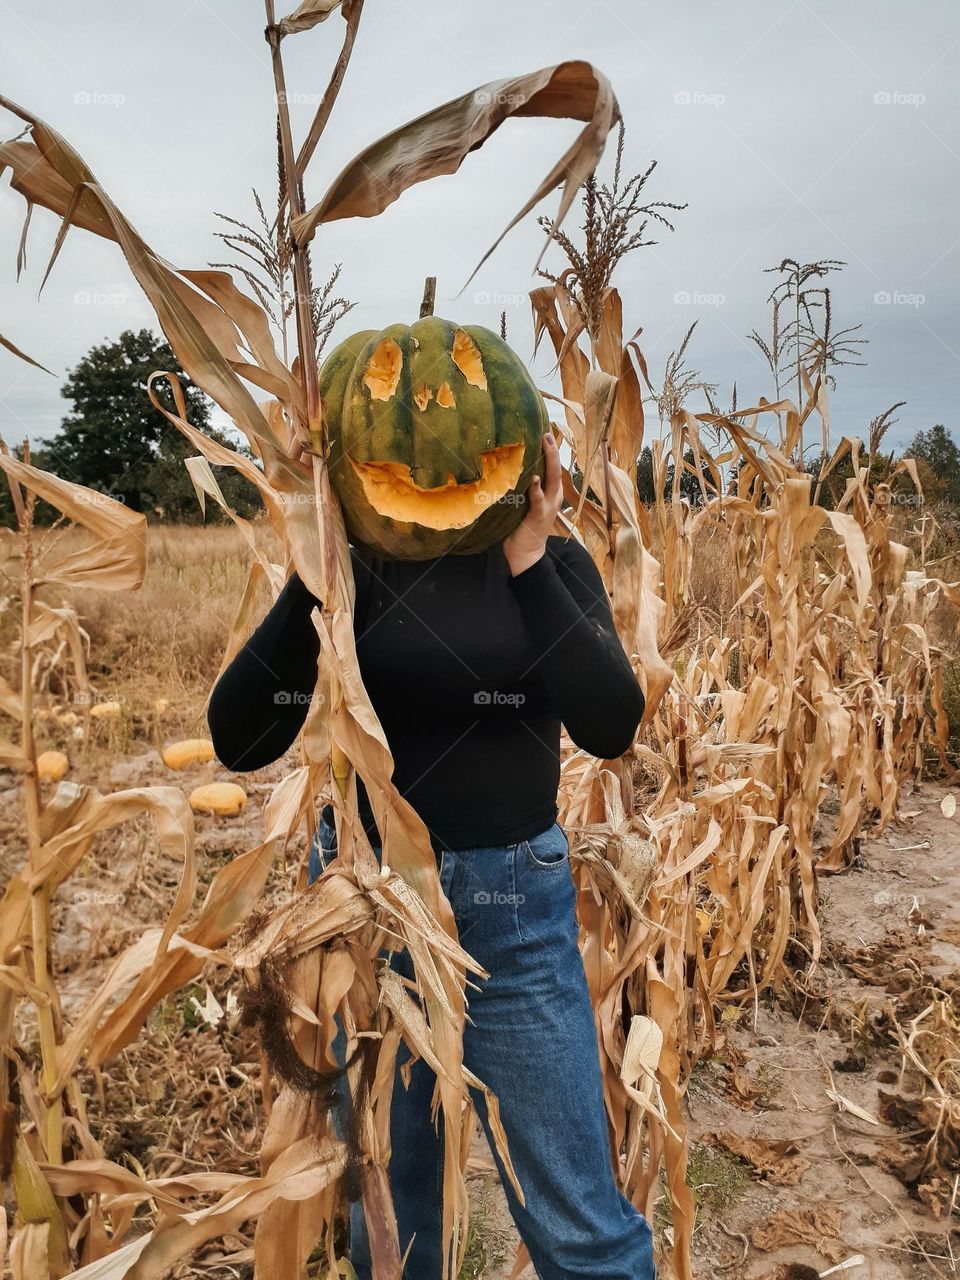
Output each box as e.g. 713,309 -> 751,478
535,279 -> 958,1279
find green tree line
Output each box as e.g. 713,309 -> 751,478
0,330 -> 259,527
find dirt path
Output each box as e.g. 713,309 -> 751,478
466,779 -> 960,1279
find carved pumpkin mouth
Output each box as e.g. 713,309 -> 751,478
348,441 -> 525,530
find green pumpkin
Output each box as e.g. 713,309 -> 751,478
318,317 -> 547,559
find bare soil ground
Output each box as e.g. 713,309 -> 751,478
2,750 -> 958,1279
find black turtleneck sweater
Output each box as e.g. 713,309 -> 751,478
207,535 -> 644,851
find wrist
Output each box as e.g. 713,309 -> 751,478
504,543 -> 546,577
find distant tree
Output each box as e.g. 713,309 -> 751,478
906,424 -> 960,505
803,450 -> 851,509
637,446 -> 656,504
35,329 -> 260,523
569,460 -> 603,507
667,446 -> 720,505
635,443 -> 726,506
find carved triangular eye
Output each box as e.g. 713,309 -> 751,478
452,329 -> 487,389
363,337 -> 402,400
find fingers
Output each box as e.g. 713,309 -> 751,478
517,430 -> 560,534
527,473 -> 546,520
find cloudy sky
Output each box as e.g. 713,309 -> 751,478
2,0 -> 958,454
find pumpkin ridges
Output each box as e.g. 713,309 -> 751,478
318,330 -> 376,436
353,323 -> 415,469
464,322 -> 547,476
319,316 -> 547,560
410,319 -> 488,487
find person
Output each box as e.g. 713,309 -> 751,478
207,432 -> 655,1280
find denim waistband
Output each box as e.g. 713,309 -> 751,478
319,802 -> 560,857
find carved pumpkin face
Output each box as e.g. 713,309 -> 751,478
319,317 -> 547,559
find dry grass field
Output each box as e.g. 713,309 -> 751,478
19,515 -> 954,769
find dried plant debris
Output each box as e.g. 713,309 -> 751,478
750,1202 -> 846,1264
80,981 -> 262,1178
703,1131 -> 811,1186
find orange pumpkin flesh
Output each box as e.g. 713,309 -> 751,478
348,441 -> 525,530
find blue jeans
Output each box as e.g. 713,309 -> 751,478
307,814 -> 655,1280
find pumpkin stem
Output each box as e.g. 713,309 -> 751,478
419,275 -> 437,318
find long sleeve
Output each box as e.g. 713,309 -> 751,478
508,536 -> 644,758
207,571 -> 322,771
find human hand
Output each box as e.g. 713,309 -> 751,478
502,431 -> 562,577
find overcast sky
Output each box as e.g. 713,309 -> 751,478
2,0 -> 959,455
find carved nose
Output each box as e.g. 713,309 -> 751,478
412,381 -> 457,412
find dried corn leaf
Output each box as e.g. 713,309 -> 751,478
825,1085 -> 881,1126
293,60 -> 619,287
0,452 -> 145,591
0,99 -> 292,464
276,0 -> 345,36
0,329 -> 53,374
11,1132 -> 69,1276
